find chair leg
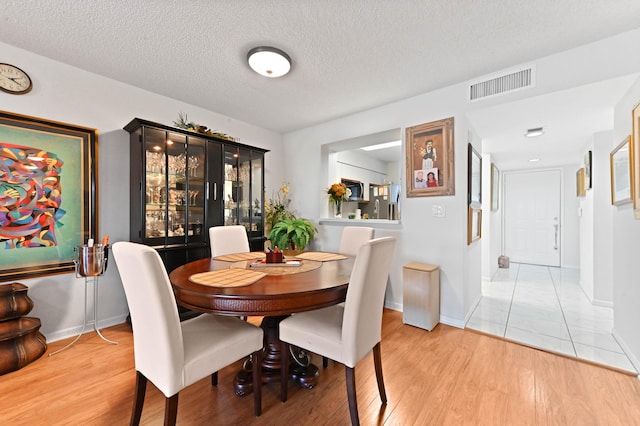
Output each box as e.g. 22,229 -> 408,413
345,366 -> 360,426
372,342 -> 387,404
164,393 -> 179,426
252,349 -> 262,416
323,356 -> 328,368
211,371 -> 218,387
280,341 -> 289,402
130,371 -> 147,426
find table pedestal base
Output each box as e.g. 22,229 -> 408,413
234,315 -> 319,396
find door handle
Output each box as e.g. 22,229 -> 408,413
553,224 -> 559,250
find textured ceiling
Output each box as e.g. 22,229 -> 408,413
3,0 -> 640,133
2,1 -> 640,168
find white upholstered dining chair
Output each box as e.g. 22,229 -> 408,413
209,225 -> 250,257
112,241 -> 263,425
317,226 -> 375,367
279,236 -> 397,426
338,226 -> 374,256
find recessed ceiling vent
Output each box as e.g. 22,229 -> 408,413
469,66 -> 535,101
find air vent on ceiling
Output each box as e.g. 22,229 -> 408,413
469,66 -> 535,101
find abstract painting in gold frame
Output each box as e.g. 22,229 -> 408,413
0,110 -> 98,281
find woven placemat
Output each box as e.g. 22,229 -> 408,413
294,252 -> 348,262
189,269 -> 266,287
213,252 -> 267,262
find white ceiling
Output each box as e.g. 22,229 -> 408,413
2,1 -> 640,169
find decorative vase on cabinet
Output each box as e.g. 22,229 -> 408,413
124,118 -> 268,275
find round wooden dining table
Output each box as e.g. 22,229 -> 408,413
168,252 -> 353,395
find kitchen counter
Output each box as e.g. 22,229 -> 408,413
319,218 -> 402,229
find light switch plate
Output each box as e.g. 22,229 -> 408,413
432,205 -> 445,217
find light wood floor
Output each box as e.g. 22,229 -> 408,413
2,309 -> 640,425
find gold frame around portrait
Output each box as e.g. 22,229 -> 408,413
467,206 -> 482,245
405,116 -> 454,198
633,102 -> 640,218
491,163 -> 499,211
610,135 -> 633,206
576,168 -> 586,197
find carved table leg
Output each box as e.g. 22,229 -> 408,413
234,315 -> 319,396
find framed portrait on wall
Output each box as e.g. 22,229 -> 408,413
584,150 -> 592,189
467,206 -> 482,245
405,116 -> 454,198
0,110 -> 98,281
576,168 -> 586,197
468,143 -> 482,208
609,135 -> 633,206
491,163 -> 499,211
633,101 -> 640,218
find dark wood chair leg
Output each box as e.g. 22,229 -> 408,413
130,371 -> 147,426
280,341 -> 289,402
345,366 -> 360,426
252,349 -> 262,416
211,371 -> 218,387
164,394 -> 179,426
372,342 -> 387,404
323,356 -> 328,368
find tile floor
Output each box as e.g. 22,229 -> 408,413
466,263 -> 638,374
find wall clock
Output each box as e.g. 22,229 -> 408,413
0,63 -> 33,94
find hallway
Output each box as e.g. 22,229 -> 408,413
466,263 -> 637,374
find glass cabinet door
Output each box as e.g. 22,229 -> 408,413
144,128 -> 170,240
184,137 -> 206,240
223,147 -> 240,226
222,146 -> 264,248
143,129 -> 206,244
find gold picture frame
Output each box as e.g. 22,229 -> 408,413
0,110 -> 98,281
491,163 -> 499,211
633,102 -> 640,218
610,135 -> 633,206
405,117 -> 454,197
576,168 -> 586,197
467,206 -> 482,245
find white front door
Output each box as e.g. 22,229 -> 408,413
503,169 -> 561,266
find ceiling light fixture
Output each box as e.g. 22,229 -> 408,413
247,46 -> 291,78
361,140 -> 402,151
525,127 -> 544,137
529,158 -> 541,162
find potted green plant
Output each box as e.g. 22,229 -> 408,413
267,218 -> 317,250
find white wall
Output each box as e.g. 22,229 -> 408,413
593,131 -> 614,305
578,131 -> 614,305
578,136 -> 595,300
283,85 -> 473,327
0,42 -> 285,342
561,164 -> 581,268
611,76 -> 640,371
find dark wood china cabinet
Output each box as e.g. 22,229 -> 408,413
124,118 -> 267,274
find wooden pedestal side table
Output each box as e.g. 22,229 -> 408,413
0,283 -> 47,375
402,262 -> 440,331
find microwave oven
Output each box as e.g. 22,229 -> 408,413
341,179 -> 364,201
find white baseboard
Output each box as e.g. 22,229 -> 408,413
611,328 -> 640,377
592,299 -> 613,309
44,315 -> 129,343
